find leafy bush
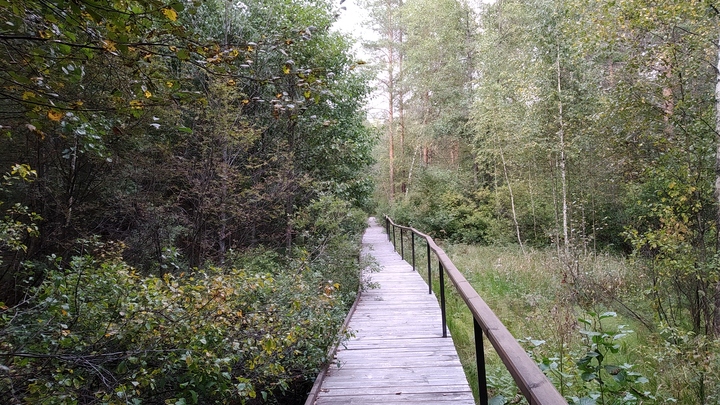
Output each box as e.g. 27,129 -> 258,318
388,169 -> 509,244
0,198 -> 366,404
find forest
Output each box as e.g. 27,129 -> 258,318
2,0 -> 720,404
0,0 -> 374,403
367,0 -> 720,403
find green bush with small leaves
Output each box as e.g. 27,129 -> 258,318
0,197 -> 366,404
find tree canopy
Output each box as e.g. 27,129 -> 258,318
0,0 -> 375,403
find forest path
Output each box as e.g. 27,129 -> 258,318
308,217 -> 475,404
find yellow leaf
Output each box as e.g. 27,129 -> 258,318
47,109 -> 63,121
129,100 -> 144,110
227,79 -> 236,86
102,40 -> 117,52
283,65 -> 291,74
22,91 -> 35,100
162,8 -> 178,21
143,90 -> 152,98
166,81 -> 174,88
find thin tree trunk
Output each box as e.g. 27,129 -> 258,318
528,169 -> 538,242
406,145 -> 419,197
712,33 -> 720,336
496,135 -> 525,254
398,25 -> 405,156
387,3 -> 396,201
557,41 -> 570,259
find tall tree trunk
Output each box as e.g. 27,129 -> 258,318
557,41 -> 570,260
387,0 -> 396,201
398,25 -> 405,155
388,86 -> 395,200
713,34 -> 720,336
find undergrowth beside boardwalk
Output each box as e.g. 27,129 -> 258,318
414,243 -> 720,404
0,198 -> 367,405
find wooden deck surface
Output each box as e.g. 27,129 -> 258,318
311,217 -> 475,404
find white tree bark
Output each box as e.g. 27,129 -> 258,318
713,34 -> 720,336
557,42 -> 570,259
495,134 -> 525,254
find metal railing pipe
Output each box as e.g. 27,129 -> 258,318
411,233 -> 415,271
426,241 -> 432,295
475,318 -> 489,405
439,260 -> 447,338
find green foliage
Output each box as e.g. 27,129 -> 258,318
571,312 -> 651,405
0,239 -> 361,404
0,0 -> 374,402
0,0 -> 374,276
623,152 -> 717,333
389,169 -> 508,244
0,164 -> 40,254
438,242 -> 720,405
652,324 -> 720,404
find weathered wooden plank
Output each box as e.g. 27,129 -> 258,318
315,392 -> 475,404
308,218 -> 474,405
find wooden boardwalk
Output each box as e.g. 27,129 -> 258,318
309,218 -> 475,404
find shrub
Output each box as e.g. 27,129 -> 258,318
0,251 -> 354,404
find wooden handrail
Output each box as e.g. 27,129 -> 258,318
384,216 -> 566,405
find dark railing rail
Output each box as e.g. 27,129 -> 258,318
384,216 -> 566,405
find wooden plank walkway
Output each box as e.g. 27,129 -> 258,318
310,217 -> 475,404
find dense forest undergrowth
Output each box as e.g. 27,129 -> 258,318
0,0 -> 376,403
387,170 -> 720,404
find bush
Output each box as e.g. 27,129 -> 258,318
0,199 -> 366,404
388,169 -> 509,244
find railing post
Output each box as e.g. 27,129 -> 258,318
400,228 -> 404,259
439,260 -> 447,338
411,233 -> 415,271
426,241 -> 432,295
474,318 -> 489,405
392,225 -> 396,251
385,217 -> 390,241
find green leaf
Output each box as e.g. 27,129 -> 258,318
581,372 -> 598,381
58,44 -> 72,54
176,49 -> 189,60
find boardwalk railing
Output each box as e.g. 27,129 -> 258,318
384,216 -> 566,405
